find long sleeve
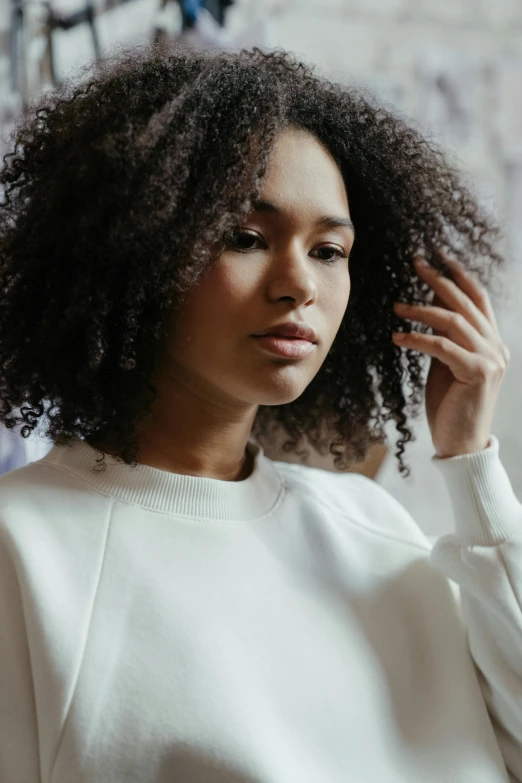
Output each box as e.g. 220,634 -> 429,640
0,530 -> 40,781
430,434 -> 522,783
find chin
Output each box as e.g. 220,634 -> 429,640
248,372 -> 315,406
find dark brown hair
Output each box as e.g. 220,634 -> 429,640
0,45 -> 504,476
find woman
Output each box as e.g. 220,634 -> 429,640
0,45 -> 520,783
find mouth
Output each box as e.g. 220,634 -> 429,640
251,334 -> 316,359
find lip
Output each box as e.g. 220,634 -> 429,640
251,322 -> 318,343
251,335 -> 316,359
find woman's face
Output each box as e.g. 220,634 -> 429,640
161,127 -> 354,409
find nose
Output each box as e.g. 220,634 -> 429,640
265,245 -> 318,307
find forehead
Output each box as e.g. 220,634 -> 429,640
258,128 -> 350,216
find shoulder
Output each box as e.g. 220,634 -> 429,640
271,459 -> 432,550
0,458 -> 84,506
0,458 -> 108,546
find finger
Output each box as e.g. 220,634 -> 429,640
437,252 -> 499,331
393,302 -> 497,359
391,331 -> 503,386
414,258 -> 497,340
422,291 -> 510,365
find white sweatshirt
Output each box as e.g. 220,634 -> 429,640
1,434 -> 521,783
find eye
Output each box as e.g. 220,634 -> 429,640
312,245 -> 350,263
227,231 -> 265,252
225,231 -> 350,263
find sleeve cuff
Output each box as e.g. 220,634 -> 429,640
431,435 -> 522,546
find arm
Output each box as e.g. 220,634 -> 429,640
431,435 -> 522,783
0,532 -> 40,781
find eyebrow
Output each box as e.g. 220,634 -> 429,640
252,199 -> 356,237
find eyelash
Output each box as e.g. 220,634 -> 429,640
227,231 -> 350,263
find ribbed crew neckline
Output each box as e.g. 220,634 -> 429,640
40,437 -> 284,521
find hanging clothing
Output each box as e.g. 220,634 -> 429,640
179,0 -> 234,28
179,0 -> 204,29
0,434 -> 521,781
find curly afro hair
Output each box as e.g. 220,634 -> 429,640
0,44 -> 505,477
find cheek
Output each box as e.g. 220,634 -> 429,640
198,264 -> 255,325
323,273 -> 351,325
216,257 -> 258,296
172,264 -> 254,348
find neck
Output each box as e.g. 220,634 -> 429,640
91,369 -> 259,482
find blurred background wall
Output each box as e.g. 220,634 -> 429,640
1,0 -> 521,540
